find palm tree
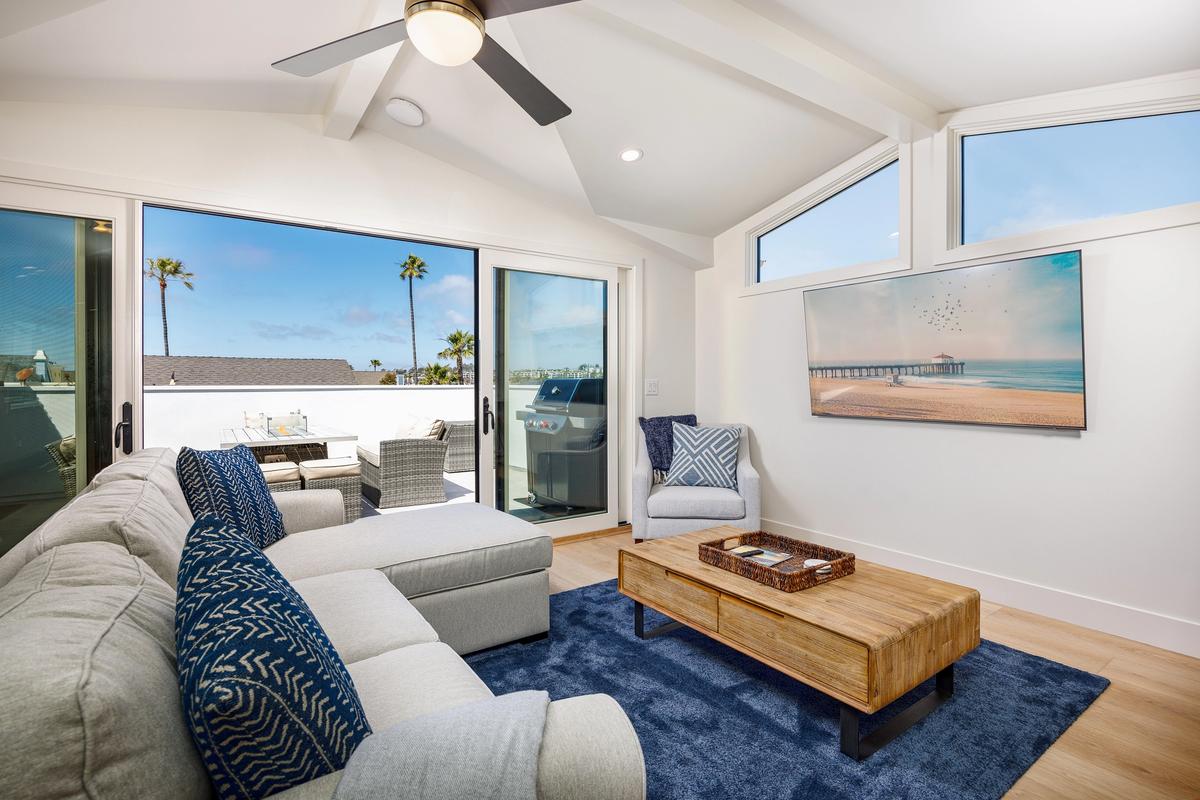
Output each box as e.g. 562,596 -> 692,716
438,330 -> 475,384
420,362 -> 454,385
144,257 -> 195,356
369,358 -> 382,372
398,254 -> 428,379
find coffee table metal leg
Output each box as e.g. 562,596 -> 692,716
633,601 -> 684,639
840,663 -> 955,761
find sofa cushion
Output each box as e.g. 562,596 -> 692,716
177,444 -> 286,548
266,503 -> 552,599
89,447 -> 192,521
646,484 -> 746,520
290,569 -> 439,663
0,542 -> 210,800
0,479 -> 191,589
664,423 -> 739,489
347,642 -> 493,730
176,518 -> 372,800
394,413 -> 445,441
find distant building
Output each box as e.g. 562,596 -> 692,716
143,355 -> 356,386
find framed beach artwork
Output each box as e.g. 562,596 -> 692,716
802,251 -> 1086,430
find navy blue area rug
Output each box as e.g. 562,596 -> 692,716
466,579 -> 1108,800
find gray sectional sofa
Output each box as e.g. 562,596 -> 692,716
0,447 -> 645,800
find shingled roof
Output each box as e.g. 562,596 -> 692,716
144,356 -> 356,386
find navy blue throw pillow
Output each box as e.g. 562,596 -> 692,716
177,444 -> 286,548
638,414 -> 697,474
176,517 -> 371,800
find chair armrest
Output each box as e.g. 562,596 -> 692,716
274,489 -> 345,534
538,694 -> 645,800
736,455 -> 761,530
378,437 -> 449,464
632,434 -> 653,539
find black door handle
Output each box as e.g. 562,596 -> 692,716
482,396 -> 496,435
114,401 -> 133,455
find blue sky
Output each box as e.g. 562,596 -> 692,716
757,160 -> 899,282
804,252 -> 1083,363
142,206 -> 476,371
0,208 -> 77,370
500,269 -> 605,372
963,110 -> 1200,243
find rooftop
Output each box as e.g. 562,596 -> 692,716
143,355 -> 356,386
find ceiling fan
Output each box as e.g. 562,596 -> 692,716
273,0 -> 579,126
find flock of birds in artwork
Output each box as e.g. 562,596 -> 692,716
911,265 -> 1012,334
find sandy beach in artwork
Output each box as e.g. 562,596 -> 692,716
810,378 -> 1085,428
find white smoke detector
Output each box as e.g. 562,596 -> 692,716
385,97 -> 425,127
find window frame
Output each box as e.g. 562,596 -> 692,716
936,74 -> 1200,265
742,140 -> 912,296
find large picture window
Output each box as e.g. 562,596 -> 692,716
961,109 -> 1200,244
756,159 -> 899,284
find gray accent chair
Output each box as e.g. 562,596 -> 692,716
633,423 -> 761,541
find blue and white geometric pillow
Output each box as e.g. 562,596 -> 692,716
176,444 -> 286,549
175,518 -> 371,800
663,423 -> 739,490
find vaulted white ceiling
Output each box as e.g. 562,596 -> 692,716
2,0 -> 1198,249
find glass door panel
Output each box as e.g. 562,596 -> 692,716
479,252 -> 619,536
0,207 -> 112,556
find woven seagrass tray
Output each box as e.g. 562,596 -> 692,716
698,530 -> 855,592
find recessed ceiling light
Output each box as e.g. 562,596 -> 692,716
619,148 -> 643,163
385,97 -> 425,127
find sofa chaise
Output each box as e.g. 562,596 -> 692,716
0,447 -> 645,800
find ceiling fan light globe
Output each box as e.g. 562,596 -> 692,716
406,1 -> 485,67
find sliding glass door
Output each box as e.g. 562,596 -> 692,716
477,251 -> 619,536
0,187 -> 125,555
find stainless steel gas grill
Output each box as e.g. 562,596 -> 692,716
517,377 -> 606,511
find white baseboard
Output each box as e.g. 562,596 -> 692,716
763,518 -> 1200,659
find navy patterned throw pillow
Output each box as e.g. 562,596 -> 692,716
638,414 -> 697,478
664,423 -> 739,489
175,517 -> 371,800
177,444 -> 286,548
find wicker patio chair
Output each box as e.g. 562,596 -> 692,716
358,437 -> 449,508
442,420 -> 475,473
44,440 -> 77,499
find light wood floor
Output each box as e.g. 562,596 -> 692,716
549,530 -> 1200,800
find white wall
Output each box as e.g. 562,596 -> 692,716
143,384 -> 474,459
0,100 -> 697,518
697,108 -> 1200,656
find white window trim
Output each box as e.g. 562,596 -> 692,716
935,69 -> 1200,266
740,139 -> 912,297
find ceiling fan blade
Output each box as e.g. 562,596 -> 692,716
272,19 -> 408,77
474,0 -> 581,21
473,34 -> 570,125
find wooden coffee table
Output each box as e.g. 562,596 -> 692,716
618,526 -> 980,760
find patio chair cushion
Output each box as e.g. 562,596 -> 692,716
89,446 -> 193,521
355,445 -> 381,468
0,542 -> 210,800
177,444 -> 286,549
175,517 -> 372,800
265,503 -> 552,600
0,478 -> 191,589
299,457 -> 361,480
290,569 -> 438,663
663,423 -> 739,490
394,413 -> 445,441
646,484 -> 746,520
260,460 -> 300,484
347,642 -> 493,730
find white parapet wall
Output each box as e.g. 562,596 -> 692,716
143,385 -> 475,459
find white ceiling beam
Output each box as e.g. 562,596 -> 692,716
0,0 -> 106,39
597,0 -> 939,141
323,0 -> 407,140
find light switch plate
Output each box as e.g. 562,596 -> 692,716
645,379 -> 660,396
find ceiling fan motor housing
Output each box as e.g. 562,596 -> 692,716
404,0 -> 485,31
